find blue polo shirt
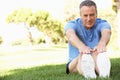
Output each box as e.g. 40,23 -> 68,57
64,18 -> 111,62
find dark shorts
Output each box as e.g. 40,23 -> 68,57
66,61 -> 71,74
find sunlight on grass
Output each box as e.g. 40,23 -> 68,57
0,45 -> 68,72
0,70 -> 15,77
1,58 -> 120,80
0,44 -> 120,80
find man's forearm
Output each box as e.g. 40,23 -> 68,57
68,33 -> 85,50
66,29 -> 85,50
99,29 -> 111,46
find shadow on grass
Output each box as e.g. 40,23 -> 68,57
0,58 -> 120,80
0,64 -> 84,80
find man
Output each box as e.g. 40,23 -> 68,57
64,0 -> 111,79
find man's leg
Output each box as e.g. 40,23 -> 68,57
66,53 -> 96,79
67,54 -> 83,74
92,52 -> 99,74
77,54 -> 84,75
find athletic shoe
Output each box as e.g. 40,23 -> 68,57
81,54 -> 96,79
97,53 -> 111,78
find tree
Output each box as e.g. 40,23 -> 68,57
112,0 -> 120,49
6,8 -> 34,45
31,11 -> 64,44
6,8 -> 65,44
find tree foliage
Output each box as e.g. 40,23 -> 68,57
0,36 -> 2,44
6,8 -> 65,44
7,8 -> 32,23
112,0 -> 117,13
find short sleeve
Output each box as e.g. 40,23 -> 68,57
98,20 -> 111,32
64,21 -> 77,33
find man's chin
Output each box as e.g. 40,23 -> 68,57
86,26 -> 93,29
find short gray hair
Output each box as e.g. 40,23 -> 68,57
79,0 -> 97,11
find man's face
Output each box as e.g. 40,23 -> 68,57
80,6 -> 97,29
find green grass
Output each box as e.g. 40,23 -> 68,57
0,45 -> 120,80
0,58 -> 120,80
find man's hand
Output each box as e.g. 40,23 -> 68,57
79,45 -> 93,54
93,42 -> 106,53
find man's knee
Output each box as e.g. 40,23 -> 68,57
66,59 -> 77,74
66,55 -> 82,74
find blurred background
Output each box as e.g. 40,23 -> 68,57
0,0 -> 120,71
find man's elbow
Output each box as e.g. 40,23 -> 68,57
102,29 -> 111,35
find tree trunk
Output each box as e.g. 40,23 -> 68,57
24,23 -> 34,45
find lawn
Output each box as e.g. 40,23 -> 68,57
0,45 -> 120,80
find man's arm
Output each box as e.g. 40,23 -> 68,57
66,28 -> 92,54
93,29 -> 111,53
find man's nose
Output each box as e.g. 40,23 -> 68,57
87,16 -> 91,21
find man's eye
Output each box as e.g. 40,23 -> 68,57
84,15 -> 88,17
90,14 -> 94,16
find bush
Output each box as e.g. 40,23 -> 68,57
0,36 -> 2,44
37,37 -> 45,44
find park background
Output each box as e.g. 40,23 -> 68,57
0,0 -> 120,80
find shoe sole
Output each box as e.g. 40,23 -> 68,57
81,54 -> 96,79
97,53 -> 111,78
